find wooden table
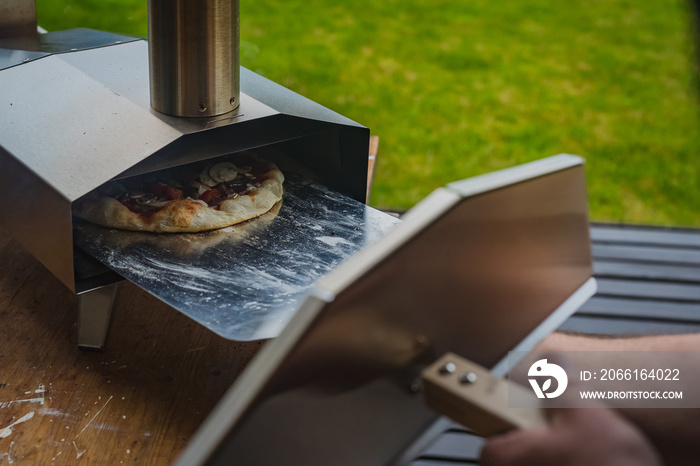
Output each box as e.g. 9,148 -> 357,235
0,225 -> 261,464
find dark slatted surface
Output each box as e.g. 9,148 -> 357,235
418,430 -> 483,463
412,461 -> 477,466
560,315 -> 700,335
410,223 -> 700,465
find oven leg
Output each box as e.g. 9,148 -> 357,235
77,283 -> 122,351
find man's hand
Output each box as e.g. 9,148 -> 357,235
528,332 -> 700,466
480,399 -> 662,466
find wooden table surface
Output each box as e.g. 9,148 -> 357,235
0,225 -> 262,465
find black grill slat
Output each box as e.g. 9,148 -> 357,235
590,224 -> 700,249
578,296 -> 700,323
592,244 -> 700,265
594,278 -> 700,303
593,260 -> 700,284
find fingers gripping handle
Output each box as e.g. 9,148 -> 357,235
421,352 -> 546,437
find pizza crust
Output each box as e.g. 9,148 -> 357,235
74,166 -> 284,233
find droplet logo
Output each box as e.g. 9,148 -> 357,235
528,359 -> 568,399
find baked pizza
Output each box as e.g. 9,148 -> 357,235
73,154 -> 284,233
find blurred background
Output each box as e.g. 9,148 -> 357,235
35,0 -> 700,226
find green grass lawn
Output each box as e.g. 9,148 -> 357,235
36,0 -> 700,226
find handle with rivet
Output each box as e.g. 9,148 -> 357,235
422,352 -> 546,437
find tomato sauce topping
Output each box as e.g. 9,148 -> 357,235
113,155 -> 271,215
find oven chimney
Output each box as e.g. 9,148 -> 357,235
148,0 -> 240,118
0,0 -> 38,38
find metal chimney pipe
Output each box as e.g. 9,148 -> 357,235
148,0 -> 240,118
0,0 -> 38,38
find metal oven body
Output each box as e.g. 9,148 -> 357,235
0,7 -> 382,348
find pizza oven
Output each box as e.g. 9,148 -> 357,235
0,0 -> 398,349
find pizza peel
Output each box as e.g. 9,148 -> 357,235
73,173 -> 400,341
